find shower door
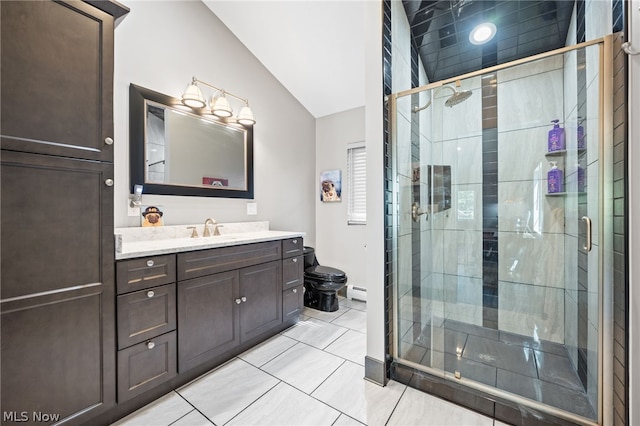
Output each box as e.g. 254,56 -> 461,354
391,39 -> 611,425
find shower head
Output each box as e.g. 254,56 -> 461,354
412,84 -> 472,113
444,89 -> 472,107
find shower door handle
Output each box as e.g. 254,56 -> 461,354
412,202 -> 428,222
582,216 -> 592,252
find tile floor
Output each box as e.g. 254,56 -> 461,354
399,317 -> 596,419
113,298 -> 508,426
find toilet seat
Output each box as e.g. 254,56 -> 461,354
305,265 -> 347,283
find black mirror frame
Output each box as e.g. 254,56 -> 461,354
129,83 -> 254,199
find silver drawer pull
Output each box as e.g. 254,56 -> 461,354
241,296 -> 247,303
292,258 -> 297,263
146,260 -> 154,267
105,179 -> 114,187
147,290 -> 155,298
292,288 -> 297,293
292,239 -> 297,244
146,341 -> 155,350
105,137 -> 114,145
235,298 -> 242,304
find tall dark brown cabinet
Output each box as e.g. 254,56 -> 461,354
1,1 -> 128,424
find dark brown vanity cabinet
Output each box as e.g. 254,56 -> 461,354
0,1 -> 128,424
282,239 -> 304,322
116,257 -> 178,402
177,241 -> 284,372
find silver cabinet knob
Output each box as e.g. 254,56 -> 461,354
105,179 -> 114,187
146,260 -> 155,267
147,290 -> 155,298
241,296 -> 247,302
292,239 -> 298,244
292,288 -> 297,293
105,137 -> 114,145
146,341 -> 155,349
292,258 -> 297,263
235,298 -> 242,304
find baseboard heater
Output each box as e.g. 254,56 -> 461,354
346,284 -> 367,302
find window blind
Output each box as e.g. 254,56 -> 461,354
347,143 -> 366,225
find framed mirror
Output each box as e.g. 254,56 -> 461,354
129,84 -> 254,198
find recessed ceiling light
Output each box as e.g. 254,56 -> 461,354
469,22 -> 496,45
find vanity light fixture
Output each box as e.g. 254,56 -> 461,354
469,22 -> 496,45
181,76 -> 255,126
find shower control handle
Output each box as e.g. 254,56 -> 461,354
411,202 -> 428,222
582,216 -> 592,252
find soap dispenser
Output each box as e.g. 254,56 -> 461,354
547,161 -> 564,194
548,119 -> 565,152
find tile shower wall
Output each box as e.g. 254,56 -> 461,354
496,56 -> 566,343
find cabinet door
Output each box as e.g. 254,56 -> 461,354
282,255 -> 304,290
178,271 -> 240,372
283,285 -> 304,323
117,331 -> 177,403
117,284 -> 177,350
1,285 -> 115,424
0,0 -> 115,161
239,261 -> 283,342
1,150 -> 114,299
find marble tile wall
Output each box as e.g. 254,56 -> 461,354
496,55 -> 567,343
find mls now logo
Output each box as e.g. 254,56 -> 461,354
3,412 -> 61,422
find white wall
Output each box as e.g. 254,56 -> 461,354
315,107 -> 367,288
365,0 -> 385,367
113,1 -> 316,245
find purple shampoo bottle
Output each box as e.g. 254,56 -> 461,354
548,161 -> 564,193
548,119 -> 565,152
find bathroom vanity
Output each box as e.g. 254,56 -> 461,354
111,223 -> 304,418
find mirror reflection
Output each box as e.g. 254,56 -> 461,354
145,102 -> 247,189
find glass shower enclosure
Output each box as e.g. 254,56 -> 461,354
389,37 -> 613,425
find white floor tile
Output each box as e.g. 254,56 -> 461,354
342,298 -> 367,312
332,413 -> 365,426
282,317 -> 348,349
302,304 -> 349,322
238,334 -> 297,367
177,358 -> 278,425
261,342 -> 344,394
324,329 -> 366,365
112,392 -> 192,426
331,308 -> 367,333
170,410 -> 213,426
227,382 -> 340,426
387,386 -> 494,426
311,361 -> 368,423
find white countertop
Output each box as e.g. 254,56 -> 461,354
115,221 -> 305,260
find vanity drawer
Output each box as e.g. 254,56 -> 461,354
283,285 -> 304,322
282,237 -> 303,258
117,283 -> 176,350
282,255 -> 303,290
116,255 -> 176,295
117,331 -> 177,402
178,240 -> 281,281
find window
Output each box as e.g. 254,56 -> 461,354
347,142 -> 366,225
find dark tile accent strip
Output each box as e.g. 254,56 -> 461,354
382,0 -> 394,381
611,32 -> 628,426
482,73 -> 499,329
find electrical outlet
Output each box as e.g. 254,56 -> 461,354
247,202 -> 257,215
128,205 -> 141,217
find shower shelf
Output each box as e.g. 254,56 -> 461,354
545,191 -> 587,197
544,148 -> 586,158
